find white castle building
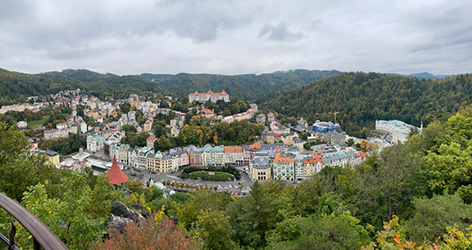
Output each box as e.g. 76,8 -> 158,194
189,90 -> 230,103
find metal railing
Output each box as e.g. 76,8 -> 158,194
0,192 -> 68,250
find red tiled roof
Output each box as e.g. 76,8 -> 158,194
274,152 -> 294,163
104,156 -> 129,185
249,142 -> 261,150
225,146 -> 243,152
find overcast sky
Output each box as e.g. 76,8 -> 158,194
0,0 -> 470,75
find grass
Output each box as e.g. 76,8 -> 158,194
29,116 -> 49,127
188,171 -> 235,181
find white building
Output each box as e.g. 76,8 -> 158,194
87,134 -> 105,153
189,90 -> 229,103
375,120 -> 419,144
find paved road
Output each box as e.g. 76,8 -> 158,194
123,166 -> 254,194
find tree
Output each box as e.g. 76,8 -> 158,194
91,218 -> 200,250
267,212 -> 370,250
22,172 -> 110,250
404,194 -> 472,244
196,208 -> 236,250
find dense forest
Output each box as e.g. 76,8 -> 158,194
2,106 -> 472,249
140,69 -> 341,101
258,72 -> 472,136
0,68 -> 164,106
0,68 -> 340,106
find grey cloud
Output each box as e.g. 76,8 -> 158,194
259,22 -> 304,41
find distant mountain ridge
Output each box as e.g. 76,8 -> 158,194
407,72 -> 449,79
139,69 -> 342,101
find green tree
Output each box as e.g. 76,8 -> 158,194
404,194 -> 472,244
196,208 -> 236,250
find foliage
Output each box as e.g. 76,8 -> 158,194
185,171 -> 235,181
91,218 -> 200,250
404,194 -> 472,244
39,133 -> 86,155
141,69 -> 341,102
260,72 -> 472,137
196,208 -> 236,250
181,166 -> 240,180
19,171 -> 122,250
175,120 -> 263,146
267,212 -> 370,250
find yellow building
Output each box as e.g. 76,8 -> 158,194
43,150 -> 60,165
143,120 -> 153,132
249,157 -> 271,181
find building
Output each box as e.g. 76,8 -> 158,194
137,147 -> 154,169
325,131 -> 346,146
322,149 -> 356,167
104,156 -> 129,186
375,120 -> 418,144
189,90 -> 230,103
44,129 -> 69,140
224,146 -> 243,166
249,157 -> 271,181
272,152 -> 295,181
255,114 -> 266,124
146,151 -> 179,173
169,148 -> 189,168
147,137 -> 156,149
184,145 -> 203,167
143,120 -> 153,132
202,144 -> 225,167
267,112 -> 275,122
302,152 -> 323,178
312,120 -> 341,134
87,134 -> 105,153
17,121 -> 28,130
42,150 -> 60,165
113,144 -> 130,165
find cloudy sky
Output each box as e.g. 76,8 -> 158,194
0,0 -> 470,75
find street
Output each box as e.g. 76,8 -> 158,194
123,166 -> 254,194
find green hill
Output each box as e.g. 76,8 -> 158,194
258,72 -> 472,136
140,69 -> 341,101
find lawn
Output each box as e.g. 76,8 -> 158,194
188,171 -> 235,181
29,116 -> 49,127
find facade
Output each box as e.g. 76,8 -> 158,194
143,120 -> 153,132
202,144 -> 225,167
302,152 -> 324,178
312,120 -> 341,134
272,152 -> 295,181
113,143 -> 130,165
86,134 -> 105,153
375,120 -> 418,144
255,114 -> 266,124
147,137 -> 156,148
322,149 -> 356,167
249,157 -> 271,181
224,146 -> 243,166
189,90 -> 230,103
147,151 -> 179,173
137,147 -> 154,169
44,128 -> 69,140
184,145 -> 203,167
42,150 -> 60,165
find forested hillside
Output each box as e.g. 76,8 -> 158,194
140,69 -> 341,101
0,69 -> 164,106
0,68 -> 340,106
259,72 -> 472,136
